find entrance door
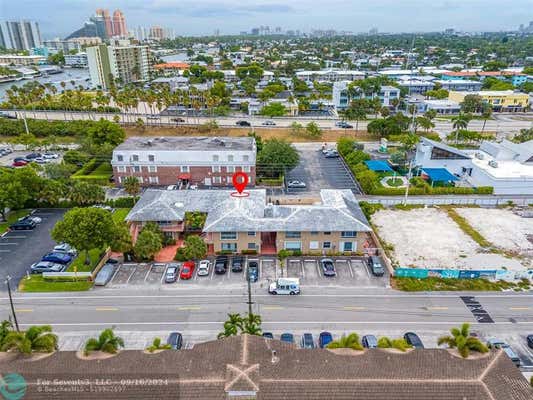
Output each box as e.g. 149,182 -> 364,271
204,177 -> 212,186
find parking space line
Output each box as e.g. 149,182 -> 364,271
109,264 -> 122,284
2,236 -> 27,239
125,266 -> 137,284
144,264 -> 154,282
160,265 -> 168,284
300,262 -> 305,278
315,262 -> 322,278
347,260 -> 355,278
362,260 -> 371,279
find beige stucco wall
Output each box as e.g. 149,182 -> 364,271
276,231 -> 369,254
212,231 -> 262,253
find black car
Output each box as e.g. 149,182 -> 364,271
280,333 -> 294,343
236,120 -> 251,127
167,332 -> 183,350
404,332 -> 424,349
231,256 -> 244,272
527,334 -> 533,349
362,335 -> 378,348
10,219 -> 36,230
172,117 -> 185,123
368,256 -> 385,277
262,332 -> 274,339
301,333 -> 315,349
25,152 -> 42,160
320,259 -> 336,277
247,261 -> 259,282
214,256 -> 229,274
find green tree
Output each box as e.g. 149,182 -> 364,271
218,313 -> 243,339
260,102 -> 287,117
146,337 -> 171,353
134,229 -> 162,261
377,336 -> 412,352
289,122 -> 304,136
437,323 -> 488,358
84,328 -> 124,355
460,94 -> 484,113
1,325 -> 58,354
87,119 -> 125,146
512,128 -> 533,143
175,235 -> 207,261
122,176 -> 141,197
305,122 -> 322,138
51,207 -> 115,265
236,64 -> 264,80
425,89 -> 449,99
0,320 -> 13,347
257,139 -> 299,178
452,114 -> 470,142
327,333 -> 363,350
111,222 -> 133,254
0,173 -> 29,221
68,181 -> 105,205
480,104 -> 492,133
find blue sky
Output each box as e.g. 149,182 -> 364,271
1,0 -> 531,38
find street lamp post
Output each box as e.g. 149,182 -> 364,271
5,275 -> 20,332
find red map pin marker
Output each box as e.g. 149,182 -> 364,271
232,171 -> 249,194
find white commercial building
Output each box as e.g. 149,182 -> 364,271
64,52 -> 88,68
332,81 -> 400,110
434,79 -> 482,92
295,69 -> 365,82
414,137 -> 533,194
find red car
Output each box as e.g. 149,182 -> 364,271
12,160 -> 28,167
180,261 -> 195,280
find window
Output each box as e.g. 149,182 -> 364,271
247,231 -> 256,236
221,243 -> 237,252
149,176 -> 159,184
212,155 -> 219,162
148,165 -> 157,173
213,176 -> 221,184
243,166 -> 251,173
284,241 -> 301,250
116,154 -> 124,162
341,231 -> 357,238
309,241 -> 319,250
131,154 -> 139,162
323,232 -> 331,235
148,154 -> 155,162
118,176 -> 123,184
430,147 -> 469,160
228,155 -> 234,162
227,166 -> 235,173
212,166 -> 221,173
132,166 -> 141,173
342,242 -> 354,252
220,232 -> 237,240
323,242 -> 331,249
181,166 -> 189,173
286,231 -> 301,238
117,166 -> 126,173
310,231 -> 319,235
243,155 -> 249,162
247,243 -> 256,250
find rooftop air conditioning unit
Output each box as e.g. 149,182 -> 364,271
488,160 -> 498,168
475,152 -> 484,160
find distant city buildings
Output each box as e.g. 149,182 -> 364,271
64,52 -> 88,68
0,20 -> 42,51
67,9 -> 127,41
133,25 -> 174,41
87,43 -> 151,89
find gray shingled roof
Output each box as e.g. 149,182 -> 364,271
126,189 -> 371,232
1,335 -> 530,400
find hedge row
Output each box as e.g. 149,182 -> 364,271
72,159 -> 99,176
0,118 -> 103,137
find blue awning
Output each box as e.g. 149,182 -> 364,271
365,160 -> 393,172
421,168 -> 458,182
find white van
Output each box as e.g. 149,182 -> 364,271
268,278 -> 300,295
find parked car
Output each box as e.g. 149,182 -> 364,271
13,157 -> 27,162
12,160 -> 28,167
25,152 -> 41,160
247,261 -> 259,282
167,332 -> 183,350
236,120 -> 251,127
280,333 -> 294,343
324,149 -> 339,158
22,215 -> 41,224
179,261 -> 195,280
30,261 -> 65,274
287,180 -> 306,189
147,115 -> 160,120
166,185 -> 177,190
320,259 -> 336,277
262,332 -> 274,339
53,243 -> 77,256
262,120 -> 276,126
197,260 -> 211,276
165,265 -> 179,283
43,153 -> 59,159
319,332 -> 333,348
368,256 -> 385,277
171,117 -> 185,123
9,219 -> 36,230
231,256 -> 244,272
0,148 -> 12,155
335,121 -> 353,129
34,157 -> 49,164
42,252 -> 73,265
94,264 -> 116,286
486,338 -> 521,367
92,204 -> 114,212
301,333 -> 315,349
527,334 -> 533,349
362,335 -> 378,348
214,256 -> 229,275
0,112 -> 16,119
404,332 -> 424,349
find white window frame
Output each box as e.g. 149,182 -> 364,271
212,166 -> 221,173
220,232 -> 237,240
131,154 -> 139,162
148,154 -> 155,162
243,155 -> 249,162
227,166 -> 235,173
284,241 -> 302,250
132,166 -> 141,173
181,166 -> 190,173
243,166 -> 251,173
212,155 -> 219,162
148,165 -> 157,173
149,176 -> 159,184
117,166 -> 126,173
309,241 -> 319,250
213,176 -> 221,184
228,155 -> 234,162
116,154 -> 124,162
323,241 -> 331,249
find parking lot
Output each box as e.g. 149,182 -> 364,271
0,149 -> 63,167
0,209 -> 66,286
287,143 -> 361,194
101,256 -> 387,289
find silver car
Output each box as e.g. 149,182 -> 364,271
198,260 -> 211,276
287,180 -> 306,188
31,261 -> 65,274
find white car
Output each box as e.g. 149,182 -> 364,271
197,260 -> 211,276
287,180 -> 307,188
43,153 -> 59,159
53,242 -> 77,256
167,185 -> 177,190
34,157 -> 50,164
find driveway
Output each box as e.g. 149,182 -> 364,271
0,209 -> 65,289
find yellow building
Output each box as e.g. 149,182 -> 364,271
448,90 -> 529,112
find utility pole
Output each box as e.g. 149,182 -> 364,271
246,273 -> 253,321
5,276 -> 19,332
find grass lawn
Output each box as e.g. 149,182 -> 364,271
18,275 -> 93,292
444,208 -> 492,248
392,277 -> 529,291
386,177 -> 403,187
112,208 -> 131,223
68,248 -> 104,272
0,209 -> 31,235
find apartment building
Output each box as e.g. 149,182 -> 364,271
64,52 -> 88,68
0,20 -> 41,51
0,55 -> 45,66
448,90 -> 530,112
87,43 -> 151,89
434,79 -> 482,92
295,69 -> 365,82
125,189 -> 373,255
111,136 -> 257,188
332,81 -> 400,110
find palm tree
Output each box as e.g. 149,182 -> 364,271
481,104 -> 492,134
377,336 -> 412,352
242,313 -> 262,335
326,333 -> 363,350
123,176 -> 141,196
218,313 -> 243,338
84,328 -> 125,355
452,113 -> 470,143
438,323 -> 488,358
1,325 -> 58,354
146,337 -> 171,353
0,320 -> 13,346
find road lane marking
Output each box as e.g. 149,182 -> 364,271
95,307 -> 119,311
263,306 -> 284,310
177,306 -> 202,311
509,307 -> 530,310
15,309 -> 33,312
343,306 -> 366,310
0,243 -> 18,246
426,307 -> 449,310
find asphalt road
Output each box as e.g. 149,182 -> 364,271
0,209 -> 65,284
3,110 -> 532,134
2,287 -> 532,364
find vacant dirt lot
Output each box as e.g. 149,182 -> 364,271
455,208 -> 533,254
124,126 -> 374,142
